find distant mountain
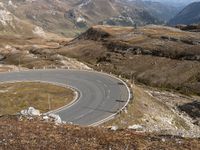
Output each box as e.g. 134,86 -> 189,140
0,0 -> 163,37
128,0 -> 181,23
168,2 -> 200,25
143,0 -> 199,6
0,1 -> 42,36
0,0 -> 181,37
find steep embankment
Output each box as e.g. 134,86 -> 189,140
58,25 -> 200,95
1,115 -> 199,150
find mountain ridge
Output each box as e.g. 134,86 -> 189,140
168,2 -> 200,25
0,0 -> 180,37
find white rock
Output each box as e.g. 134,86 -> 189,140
128,124 -> 143,130
28,107 -> 40,116
162,138 -> 166,142
69,122 -> 73,125
5,45 -> 12,49
79,0 -> 92,8
0,10 -> 13,26
76,17 -> 86,23
48,114 -> 62,124
124,107 -> 128,114
32,26 -> 46,37
20,107 -> 40,116
43,116 -> 49,121
111,126 -> 118,131
0,2 -> 4,7
8,0 -> 17,8
20,109 -> 28,116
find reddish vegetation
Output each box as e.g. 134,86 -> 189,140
0,116 -> 200,150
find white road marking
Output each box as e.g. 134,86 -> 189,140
72,110 -> 94,121
0,69 -> 131,126
96,80 -> 102,83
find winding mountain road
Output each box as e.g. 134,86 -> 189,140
0,69 -> 130,126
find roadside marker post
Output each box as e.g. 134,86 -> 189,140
48,94 -> 51,111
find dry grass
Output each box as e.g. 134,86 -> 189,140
103,83 -> 200,137
104,85 -> 184,126
1,115 -> 200,150
60,25 -> 200,96
0,34 -> 71,69
0,82 -> 74,115
93,25 -> 134,35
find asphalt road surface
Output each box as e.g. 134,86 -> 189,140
0,69 -> 130,126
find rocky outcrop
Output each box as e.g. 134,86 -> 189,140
75,27 -> 111,41
176,24 -> 200,32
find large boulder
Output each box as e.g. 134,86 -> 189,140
20,107 -> 40,116
48,114 -> 62,124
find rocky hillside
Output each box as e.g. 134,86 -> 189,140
1,24 -> 200,96
127,0 -> 181,23
0,1 -> 41,36
169,2 -> 200,25
176,24 -> 200,32
58,25 -> 200,96
0,0 -> 178,37
1,115 -> 199,150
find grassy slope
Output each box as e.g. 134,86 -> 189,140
103,84 -> 200,137
0,82 -> 74,115
58,25 -> 200,96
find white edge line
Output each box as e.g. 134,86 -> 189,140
0,69 -> 131,126
88,72 -> 131,127
0,80 -> 82,115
